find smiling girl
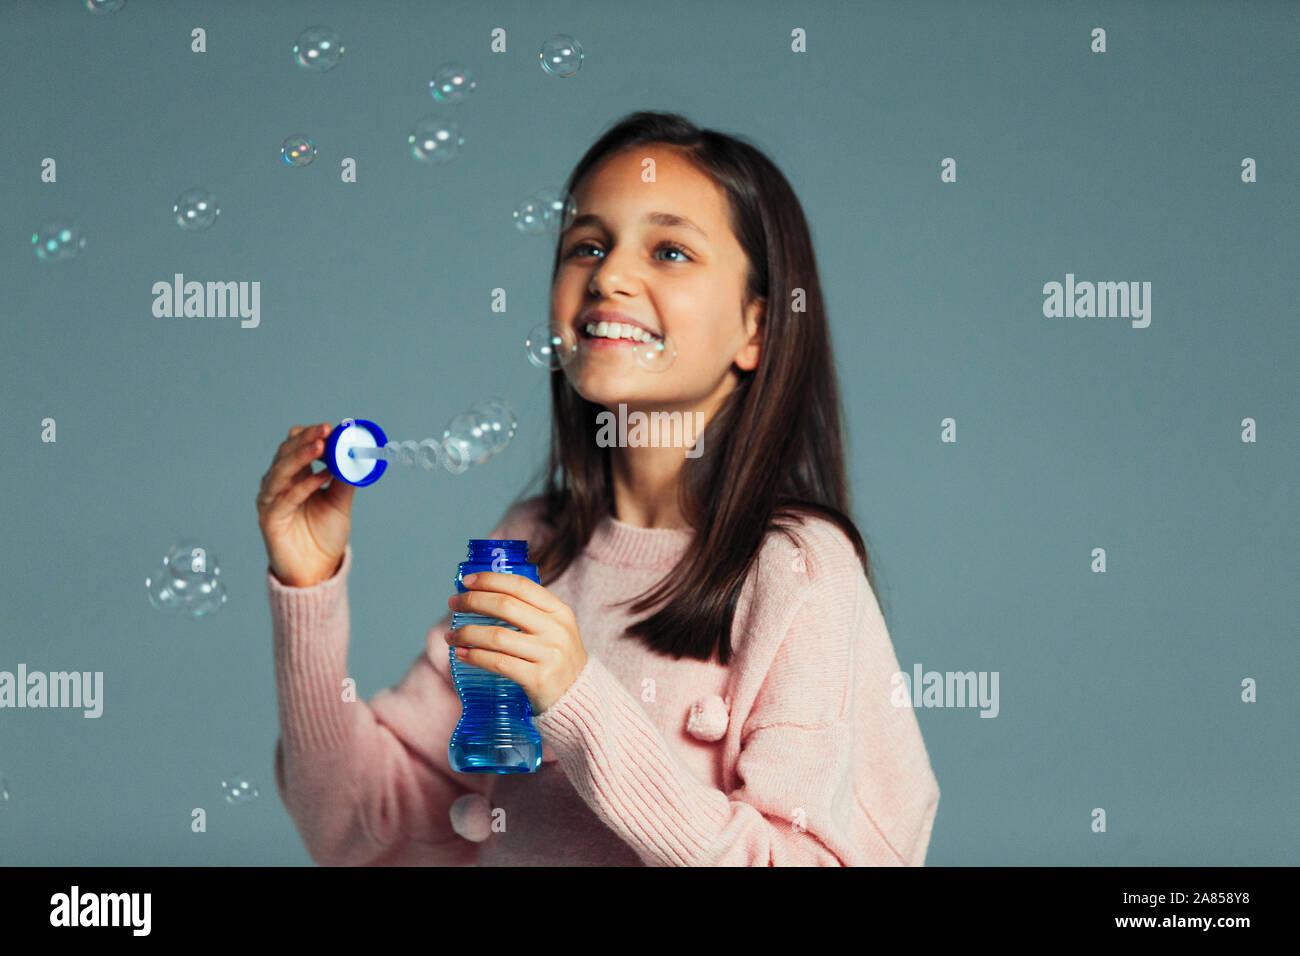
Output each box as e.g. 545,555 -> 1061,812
259,111 -> 940,866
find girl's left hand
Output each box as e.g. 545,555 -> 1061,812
441,572 -> 588,715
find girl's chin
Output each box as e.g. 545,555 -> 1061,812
568,379 -> 653,408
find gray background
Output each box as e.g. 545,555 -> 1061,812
1,0 -> 1296,865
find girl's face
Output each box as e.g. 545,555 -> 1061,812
553,145 -> 764,414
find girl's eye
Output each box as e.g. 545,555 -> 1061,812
565,240 -> 691,262
656,241 -> 690,262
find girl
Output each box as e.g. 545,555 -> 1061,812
257,111 -> 940,866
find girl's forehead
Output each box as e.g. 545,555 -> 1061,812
576,153 -> 725,220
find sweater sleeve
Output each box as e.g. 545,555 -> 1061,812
530,537 -> 941,867
270,502 -> 538,866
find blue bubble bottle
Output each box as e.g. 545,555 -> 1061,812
448,539 -> 544,773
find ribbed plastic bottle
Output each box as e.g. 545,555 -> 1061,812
447,539 -> 544,773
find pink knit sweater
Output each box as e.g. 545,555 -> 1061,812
267,495 -> 940,866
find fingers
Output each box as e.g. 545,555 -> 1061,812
276,466 -> 333,515
449,589 -> 553,636
273,424 -> 328,479
324,468 -> 356,508
257,423 -> 331,521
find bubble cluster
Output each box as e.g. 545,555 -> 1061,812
87,0 -> 125,13
633,333 -> 678,372
409,115 -> 464,164
346,399 -> 518,476
441,398 -> 518,474
173,188 -> 219,231
429,63 -> 476,104
294,26 -> 344,72
524,322 -> 579,370
281,134 -> 317,167
514,187 -> 577,235
145,541 -> 227,618
31,221 -> 87,262
221,775 -> 259,805
539,34 -> 584,77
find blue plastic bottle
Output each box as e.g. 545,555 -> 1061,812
448,539 -> 544,773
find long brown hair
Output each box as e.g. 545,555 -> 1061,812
518,110 -> 876,666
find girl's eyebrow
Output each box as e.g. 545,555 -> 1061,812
566,211 -> 709,240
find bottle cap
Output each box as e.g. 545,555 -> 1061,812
323,418 -> 389,487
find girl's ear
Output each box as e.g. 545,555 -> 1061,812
733,298 -> 765,372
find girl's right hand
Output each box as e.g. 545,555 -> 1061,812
256,423 -> 356,588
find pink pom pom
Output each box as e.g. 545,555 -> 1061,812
449,793 -> 493,843
685,694 -> 730,742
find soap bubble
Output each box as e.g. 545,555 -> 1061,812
536,188 -> 578,231
294,26 -> 344,71
416,438 -> 444,470
440,398 -> 518,474
31,221 -> 87,262
221,775 -> 259,805
0,773 -> 8,807
399,440 -> 423,466
632,333 -> 678,372
442,414 -> 495,469
441,438 -> 471,475
429,63 -> 476,104
475,397 -> 518,450
512,195 -> 547,235
172,188 -> 220,231
87,0 -> 125,13
539,34 -> 584,77
524,322 -> 579,370
146,541 -> 227,618
409,115 -> 464,164
514,187 -> 576,235
281,134 -> 316,166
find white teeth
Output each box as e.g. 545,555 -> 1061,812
583,321 -> 659,342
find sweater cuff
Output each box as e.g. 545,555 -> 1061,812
531,652 -> 599,742
266,544 -> 354,751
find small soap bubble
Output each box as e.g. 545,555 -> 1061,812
442,400 -> 516,469
524,322 -> 579,370
474,397 -> 518,451
632,333 -> 678,372
512,195 -> 547,235
221,775 -> 259,805
429,63 -> 476,104
416,438 -> 443,470
31,221 -> 87,262
172,188 -> 220,231
514,188 -> 576,234
539,34 -> 584,77
534,187 -> 578,231
399,440 -> 422,466
409,115 -> 464,164
442,416 -> 492,469
0,773 -> 9,807
281,134 -> 317,167
146,540 -> 227,618
440,437 -> 471,475
87,0 -> 125,13
294,26 -> 344,71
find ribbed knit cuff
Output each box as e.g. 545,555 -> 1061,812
532,653 -> 598,733
266,544 -> 354,751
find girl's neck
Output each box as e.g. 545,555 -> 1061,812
609,446 -> 690,530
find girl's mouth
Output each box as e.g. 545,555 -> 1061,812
579,321 -> 663,347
